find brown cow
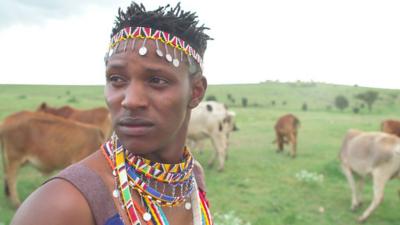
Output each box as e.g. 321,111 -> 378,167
274,114 -> 300,158
340,129 -> 400,222
381,119 -> 400,138
37,102 -> 112,139
0,111 -> 104,208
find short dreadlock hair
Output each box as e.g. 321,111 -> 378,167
111,2 -> 212,57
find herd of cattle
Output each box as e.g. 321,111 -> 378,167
0,101 -> 237,208
1,101 -> 400,222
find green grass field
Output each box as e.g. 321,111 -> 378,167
1,82 -> 400,225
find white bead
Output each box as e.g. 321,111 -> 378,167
185,202 -> 192,210
143,212 -> 152,221
112,190 -> 119,198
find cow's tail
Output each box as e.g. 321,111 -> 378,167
0,124 -> 9,196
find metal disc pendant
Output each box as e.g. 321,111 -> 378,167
143,212 -> 152,221
112,189 -> 119,198
139,47 -> 148,56
166,54 -> 173,62
156,49 -> 164,57
173,59 -> 180,67
184,202 -> 192,210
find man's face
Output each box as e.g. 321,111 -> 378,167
104,39 -> 206,156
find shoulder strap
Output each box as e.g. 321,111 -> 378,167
47,163 -> 117,225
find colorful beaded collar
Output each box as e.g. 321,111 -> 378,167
105,26 -> 203,70
101,135 -> 213,225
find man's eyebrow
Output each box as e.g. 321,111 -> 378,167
106,61 -> 127,70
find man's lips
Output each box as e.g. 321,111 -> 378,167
117,117 -> 155,136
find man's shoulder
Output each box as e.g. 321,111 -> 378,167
10,178 -> 95,225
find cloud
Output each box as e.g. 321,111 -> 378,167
0,0 -> 114,29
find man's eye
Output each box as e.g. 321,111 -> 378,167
107,75 -> 126,85
149,76 -> 168,85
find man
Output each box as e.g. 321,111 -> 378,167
11,2 -> 213,225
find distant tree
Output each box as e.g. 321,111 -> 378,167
302,102 -> 308,111
271,100 -> 276,106
241,97 -> 248,107
334,95 -> 349,112
206,95 -> 217,101
355,91 -> 379,112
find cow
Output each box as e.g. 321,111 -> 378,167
187,101 -> 237,171
381,119 -> 400,138
37,102 -> 112,140
339,129 -> 400,222
274,114 -> 300,158
0,111 -> 104,208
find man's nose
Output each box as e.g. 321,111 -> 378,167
121,81 -> 148,110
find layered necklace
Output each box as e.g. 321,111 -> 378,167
101,134 -> 213,225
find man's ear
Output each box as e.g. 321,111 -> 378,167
189,74 -> 207,109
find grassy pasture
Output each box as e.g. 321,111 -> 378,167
0,83 -> 400,225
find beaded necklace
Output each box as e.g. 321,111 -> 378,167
101,134 -> 213,225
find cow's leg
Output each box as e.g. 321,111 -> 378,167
289,133 -> 297,158
358,169 -> 390,223
276,133 -> 284,153
197,141 -> 205,154
5,159 -> 23,208
207,139 -> 218,169
341,164 -> 361,211
209,135 -> 226,172
356,177 -> 365,207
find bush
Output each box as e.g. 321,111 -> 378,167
334,95 -> 349,112
302,102 -> 308,111
353,107 -> 360,114
17,95 -> 27,99
241,97 -> 248,107
206,95 -> 217,101
227,93 -> 235,104
67,96 -> 78,103
282,101 -> 287,106
326,105 -> 332,111
271,100 -> 276,106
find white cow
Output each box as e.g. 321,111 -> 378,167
187,101 -> 237,171
339,129 -> 400,222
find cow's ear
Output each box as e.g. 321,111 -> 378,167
188,75 -> 207,109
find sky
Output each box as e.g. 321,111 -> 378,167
0,0 -> 399,89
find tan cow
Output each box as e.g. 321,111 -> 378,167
187,101 -> 237,171
37,102 -> 112,140
0,111 -> 104,208
274,114 -> 300,158
381,119 -> 400,138
339,129 -> 400,222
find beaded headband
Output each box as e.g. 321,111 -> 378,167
105,26 -> 203,71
